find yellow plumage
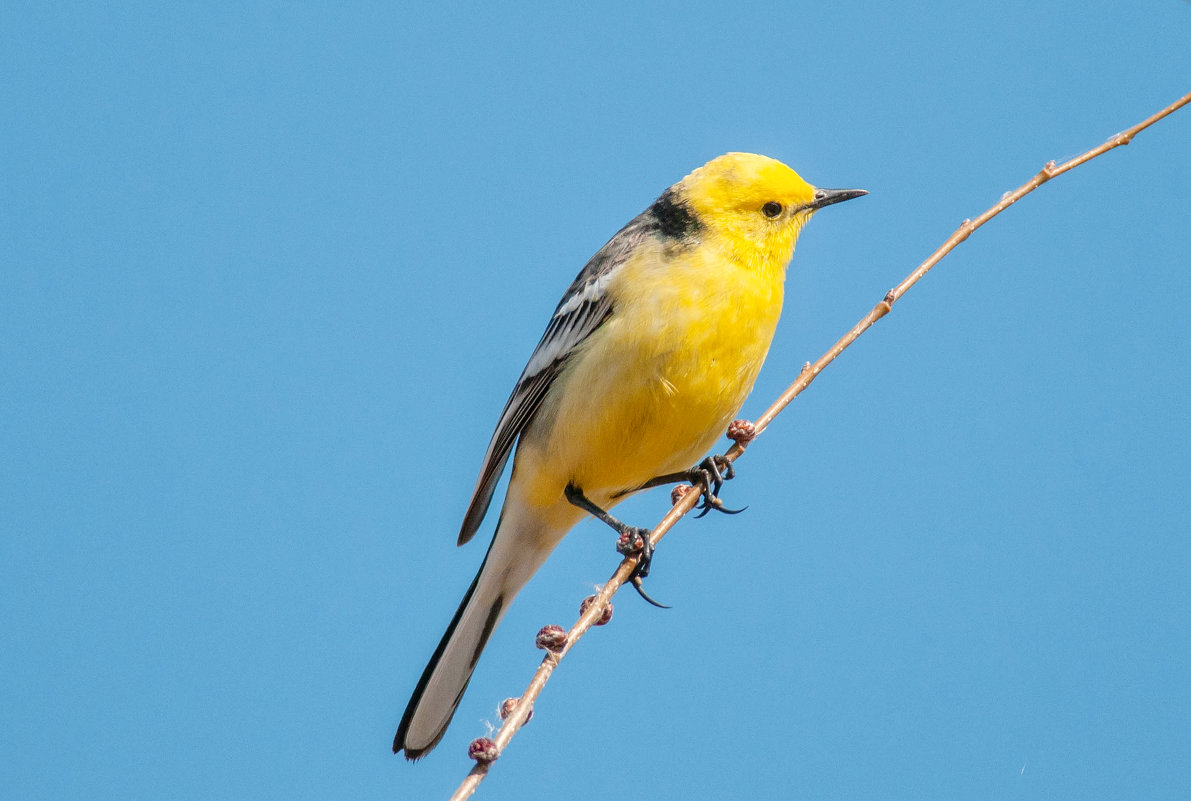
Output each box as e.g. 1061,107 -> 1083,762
522,236 -> 782,515
394,152 -> 865,758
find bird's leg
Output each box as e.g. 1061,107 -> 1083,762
563,483 -> 653,569
633,454 -> 746,518
563,484 -> 668,607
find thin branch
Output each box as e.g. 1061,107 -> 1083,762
447,88 -> 1191,801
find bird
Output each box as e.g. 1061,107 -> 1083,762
394,153 -> 866,759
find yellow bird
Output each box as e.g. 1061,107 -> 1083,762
394,153 -> 865,758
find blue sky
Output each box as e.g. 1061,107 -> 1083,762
3,3 -> 1189,800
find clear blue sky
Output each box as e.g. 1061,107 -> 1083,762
3,3 -> 1189,800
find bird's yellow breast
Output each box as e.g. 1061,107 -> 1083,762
513,238 -> 784,525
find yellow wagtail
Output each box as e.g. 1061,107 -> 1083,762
395,153 -> 865,758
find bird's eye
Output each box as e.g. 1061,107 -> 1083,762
762,201 -> 783,218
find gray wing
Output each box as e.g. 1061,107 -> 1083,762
455,209 -> 662,545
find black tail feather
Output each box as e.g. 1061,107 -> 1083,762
394,537 -> 502,759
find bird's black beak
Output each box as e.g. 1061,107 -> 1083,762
808,187 -> 868,211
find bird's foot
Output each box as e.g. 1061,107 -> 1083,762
615,528 -> 670,608
564,484 -> 671,608
639,455 -> 746,518
688,454 -> 747,518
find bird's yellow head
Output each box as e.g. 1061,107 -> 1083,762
672,152 -> 866,272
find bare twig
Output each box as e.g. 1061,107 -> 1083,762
447,89 -> 1191,801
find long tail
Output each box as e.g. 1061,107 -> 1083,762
394,502 -> 556,759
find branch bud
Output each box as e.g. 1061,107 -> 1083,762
727,419 -> 757,445
499,697 -> 533,723
535,625 -> 567,652
616,530 -> 645,556
580,595 -> 613,625
468,737 -> 499,763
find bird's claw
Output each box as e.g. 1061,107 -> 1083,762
615,527 -> 670,608
694,495 -> 749,519
688,454 -> 744,517
630,574 -> 671,608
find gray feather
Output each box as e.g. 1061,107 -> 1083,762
455,209 -> 665,545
